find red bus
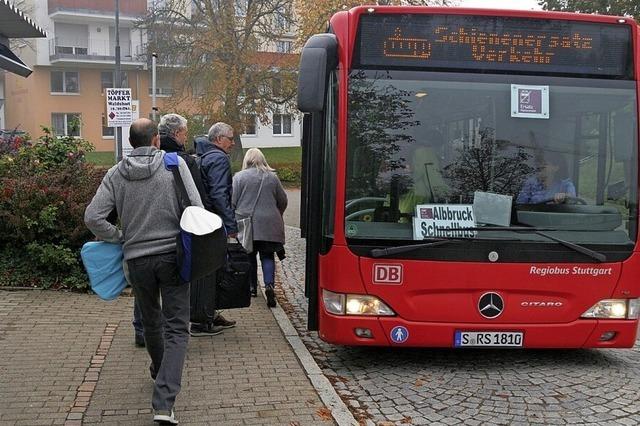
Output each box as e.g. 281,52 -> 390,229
296,6 -> 640,348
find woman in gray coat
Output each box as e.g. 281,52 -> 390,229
232,148 -> 288,307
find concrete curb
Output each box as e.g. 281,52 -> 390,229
264,290 -> 358,426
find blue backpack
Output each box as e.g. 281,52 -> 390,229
164,152 -> 227,282
81,241 -> 127,301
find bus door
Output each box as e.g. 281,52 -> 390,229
297,34 -> 338,330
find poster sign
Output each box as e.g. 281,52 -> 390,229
121,100 -> 139,157
412,204 -> 476,240
106,88 -> 133,127
511,84 -> 549,119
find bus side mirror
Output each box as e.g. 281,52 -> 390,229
297,33 -> 338,113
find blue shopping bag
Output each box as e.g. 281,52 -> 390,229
80,241 -> 127,301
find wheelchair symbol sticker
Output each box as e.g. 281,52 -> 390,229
390,326 -> 409,344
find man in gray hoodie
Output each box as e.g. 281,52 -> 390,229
85,118 -> 202,425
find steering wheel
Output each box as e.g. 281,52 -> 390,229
345,208 -> 375,221
565,196 -> 588,205
532,196 -> 587,205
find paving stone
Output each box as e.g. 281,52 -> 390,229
0,288 -> 332,425
278,226 -> 640,426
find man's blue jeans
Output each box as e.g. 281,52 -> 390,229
127,252 -> 190,411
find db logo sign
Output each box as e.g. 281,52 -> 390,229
373,264 -> 403,285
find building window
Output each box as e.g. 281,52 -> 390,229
102,113 -> 114,137
52,113 -> 81,137
101,71 -> 128,91
273,113 -> 292,135
51,71 -> 79,93
276,41 -> 292,53
243,115 -> 257,135
274,6 -> 290,31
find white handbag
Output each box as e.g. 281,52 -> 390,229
236,174 -> 265,253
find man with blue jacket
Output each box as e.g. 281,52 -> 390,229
190,122 -> 239,336
199,122 -> 238,237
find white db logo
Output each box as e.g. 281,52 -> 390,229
373,264 -> 403,284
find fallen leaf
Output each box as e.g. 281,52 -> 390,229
316,407 -> 333,421
415,378 -> 424,387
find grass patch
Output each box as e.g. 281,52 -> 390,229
87,147 -> 301,167
87,147 -> 302,186
86,151 -> 116,167
259,147 -> 301,164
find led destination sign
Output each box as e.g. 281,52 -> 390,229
355,14 -> 633,78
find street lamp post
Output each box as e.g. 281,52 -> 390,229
152,52 -> 157,122
115,0 -> 122,162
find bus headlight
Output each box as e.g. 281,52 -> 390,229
322,289 -> 395,316
581,299 -> 640,319
345,295 -> 395,316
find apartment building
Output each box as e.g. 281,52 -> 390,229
3,0 -> 158,151
4,0 -> 300,151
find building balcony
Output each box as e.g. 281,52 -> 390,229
48,0 -> 147,20
148,87 -> 174,97
49,38 -> 146,65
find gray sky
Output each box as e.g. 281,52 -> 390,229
456,0 -> 542,10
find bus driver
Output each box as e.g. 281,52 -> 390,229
516,155 -> 576,204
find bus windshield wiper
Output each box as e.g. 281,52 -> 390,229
467,226 -> 607,262
370,238 -> 464,258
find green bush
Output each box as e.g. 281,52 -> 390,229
272,162 -> 301,184
0,128 -> 103,290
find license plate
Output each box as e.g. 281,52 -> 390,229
454,331 -> 523,347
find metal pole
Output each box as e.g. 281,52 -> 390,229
152,52 -> 157,122
115,0 -> 122,162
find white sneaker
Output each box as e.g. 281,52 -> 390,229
153,409 -> 178,425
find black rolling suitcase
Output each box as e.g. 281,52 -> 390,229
190,272 -> 217,324
216,242 -> 251,309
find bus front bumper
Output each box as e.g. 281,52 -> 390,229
318,310 -> 639,348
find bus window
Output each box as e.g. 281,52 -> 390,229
345,70 -> 637,246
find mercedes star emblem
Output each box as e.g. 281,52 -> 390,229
478,292 -> 504,319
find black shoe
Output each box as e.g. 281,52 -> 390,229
265,288 -> 276,308
135,333 -> 145,348
213,314 -> 236,329
251,288 -> 258,297
190,323 -> 224,336
150,364 -> 157,381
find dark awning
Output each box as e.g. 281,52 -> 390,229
0,0 -> 46,77
0,42 -> 32,77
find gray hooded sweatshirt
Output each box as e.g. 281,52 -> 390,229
84,146 -> 203,260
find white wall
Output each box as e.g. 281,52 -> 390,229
240,113 -> 301,148
89,23 -> 110,56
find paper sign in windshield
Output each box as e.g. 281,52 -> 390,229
413,204 -> 476,240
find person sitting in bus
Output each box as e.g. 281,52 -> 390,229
399,130 -> 449,216
516,155 -> 576,204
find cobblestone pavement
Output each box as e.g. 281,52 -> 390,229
279,226 -> 640,426
0,289 -> 333,425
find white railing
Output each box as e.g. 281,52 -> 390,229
49,38 -> 141,61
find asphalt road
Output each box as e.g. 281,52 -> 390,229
283,188 -> 300,228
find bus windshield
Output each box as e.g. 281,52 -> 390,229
345,70 -> 638,249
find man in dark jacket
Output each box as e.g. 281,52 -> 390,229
158,114 -> 207,200
159,114 -> 236,336
199,122 -> 238,237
